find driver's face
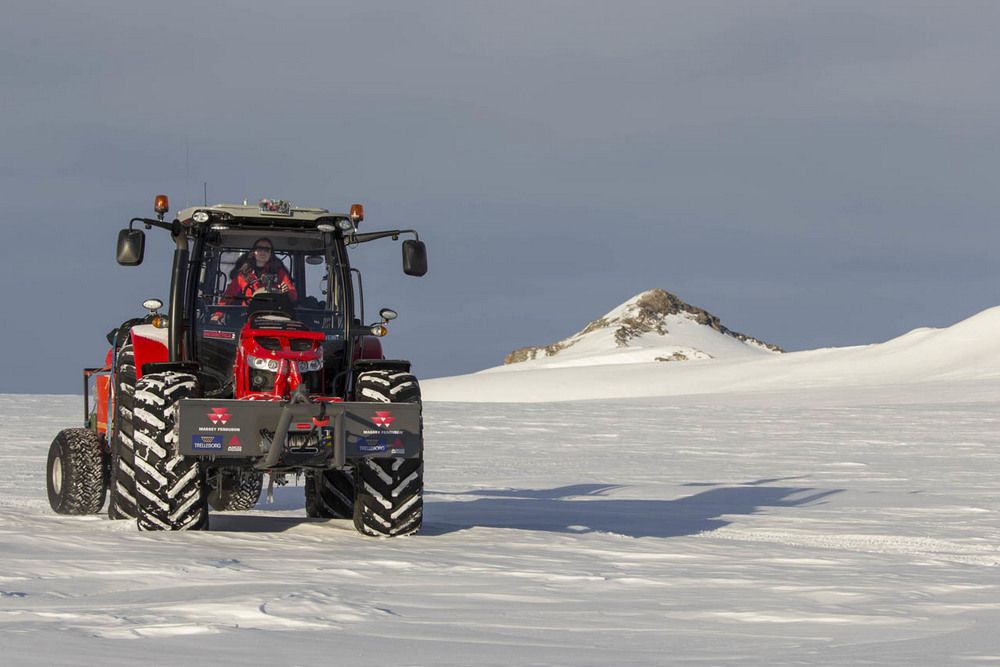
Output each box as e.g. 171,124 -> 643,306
252,244 -> 272,263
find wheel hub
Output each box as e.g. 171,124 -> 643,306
51,455 -> 63,495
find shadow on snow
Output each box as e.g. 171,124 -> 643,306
421,480 -> 841,539
204,479 -> 840,538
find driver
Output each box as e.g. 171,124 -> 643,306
210,238 -> 297,323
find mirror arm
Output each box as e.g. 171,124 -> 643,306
347,229 -> 420,244
130,217 -> 173,233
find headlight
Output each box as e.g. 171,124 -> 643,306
247,356 -> 319,372
248,355 -> 277,371
297,358 -> 323,372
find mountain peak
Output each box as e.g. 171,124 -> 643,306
504,289 -> 782,366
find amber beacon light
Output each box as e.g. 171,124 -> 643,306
154,194 -> 170,220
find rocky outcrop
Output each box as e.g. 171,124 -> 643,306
504,288 -> 783,364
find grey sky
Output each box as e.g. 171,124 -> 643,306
4,1 -> 1000,393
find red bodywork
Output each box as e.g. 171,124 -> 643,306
354,335 -> 383,361
95,322 -> 386,424
94,324 -> 171,437
234,322 -> 325,400
131,328 -> 169,380
233,325 -> 385,400
95,375 -> 110,433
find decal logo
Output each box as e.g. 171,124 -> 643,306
372,411 -> 395,428
192,435 -> 224,451
227,435 -> 242,452
207,407 -> 232,425
203,330 -> 236,340
354,435 -> 407,456
360,440 -> 390,454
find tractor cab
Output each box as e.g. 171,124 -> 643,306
192,228 -> 350,399
113,197 -> 425,400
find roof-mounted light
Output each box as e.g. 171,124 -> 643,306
259,198 -> 292,216
154,194 -> 169,221
336,218 -> 355,231
349,203 -> 364,225
192,210 -> 210,223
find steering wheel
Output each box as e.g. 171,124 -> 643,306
241,277 -> 264,300
244,274 -> 292,302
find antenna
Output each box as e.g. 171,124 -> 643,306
203,182 -> 207,205
184,139 -> 190,206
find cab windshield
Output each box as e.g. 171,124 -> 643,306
192,231 -> 350,396
196,233 -> 345,327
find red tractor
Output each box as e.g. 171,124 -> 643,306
46,196 -> 428,535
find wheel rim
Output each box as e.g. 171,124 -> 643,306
51,455 -> 63,495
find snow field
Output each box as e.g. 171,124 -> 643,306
2,388 -> 1000,664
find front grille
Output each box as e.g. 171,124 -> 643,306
256,337 -> 282,351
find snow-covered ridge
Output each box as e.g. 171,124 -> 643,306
425,304 -> 1000,402
503,288 -> 782,369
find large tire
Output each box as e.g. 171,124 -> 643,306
208,468 -> 264,511
47,428 -> 107,514
108,343 -> 137,519
132,372 -> 209,531
304,468 -> 355,519
352,370 -> 423,537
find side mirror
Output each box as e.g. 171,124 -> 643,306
402,239 -> 427,277
116,229 -> 145,266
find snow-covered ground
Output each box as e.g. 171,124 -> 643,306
3,308 -> 1000,664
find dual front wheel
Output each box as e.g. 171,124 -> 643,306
305,370 -> 424,537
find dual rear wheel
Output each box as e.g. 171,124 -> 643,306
46,428 -> 107,515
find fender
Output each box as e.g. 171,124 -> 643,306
130,324 -> 169,380
94,347 -> 114,436
353,359 -> 411,373
353,335 -> 384,361
94,375 -> 110,434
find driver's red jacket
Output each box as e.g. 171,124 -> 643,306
220,265 -> 298,305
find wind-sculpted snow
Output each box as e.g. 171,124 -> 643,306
2,388 -> 1000,664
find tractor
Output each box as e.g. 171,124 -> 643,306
45,196 -> 428,536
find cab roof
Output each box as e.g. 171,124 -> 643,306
175,202 -> 349,227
